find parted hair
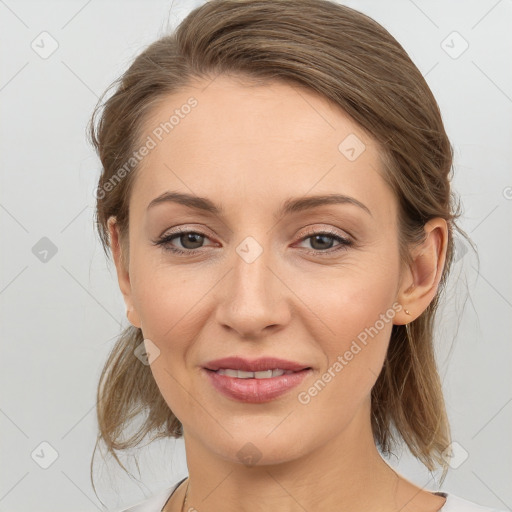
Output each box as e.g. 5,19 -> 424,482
88,0 -> 470,491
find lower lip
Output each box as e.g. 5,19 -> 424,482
203,368 -> 312,403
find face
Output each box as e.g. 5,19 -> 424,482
112,75 -> 409,465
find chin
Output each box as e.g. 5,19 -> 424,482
202,426 -> 314,467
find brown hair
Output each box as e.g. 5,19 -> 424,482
88,0 -> 471,495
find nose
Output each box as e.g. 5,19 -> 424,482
214,242 -> 291,339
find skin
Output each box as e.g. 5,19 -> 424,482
108,75 -> 448,512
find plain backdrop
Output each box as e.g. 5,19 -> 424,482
0,1 -> 511,511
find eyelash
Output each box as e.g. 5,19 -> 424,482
153,227 -> 353,257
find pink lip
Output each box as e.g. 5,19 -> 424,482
203,356 -> 310,373
203,368 -> 312,403
202,356 -> 313,403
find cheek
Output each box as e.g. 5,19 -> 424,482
131,266 -> 204,420
296,293 -> 395,420
296,253 -> 399,339
130,252 -> 206,339
293,255 -> 399,395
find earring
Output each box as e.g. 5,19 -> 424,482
404,309 -> 411,315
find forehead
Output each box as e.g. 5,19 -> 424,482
130,75 -> 396,222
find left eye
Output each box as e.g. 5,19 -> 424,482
296,232 -> 351,252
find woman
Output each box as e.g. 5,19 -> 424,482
88,1 -> 505,511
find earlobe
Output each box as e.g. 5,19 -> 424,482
107,216 -> 142,329
126,306 -> 142,329
394,218 -> 448,325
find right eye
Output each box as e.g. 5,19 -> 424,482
153,229 -> 215,255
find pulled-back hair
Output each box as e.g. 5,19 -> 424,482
88,0 -> 470,493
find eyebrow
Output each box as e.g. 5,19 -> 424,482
146,191 -> 372,218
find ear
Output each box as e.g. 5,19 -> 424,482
107,216 -> 142,329
394,218 -> 448,325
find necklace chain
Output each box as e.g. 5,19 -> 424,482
180,478 -> 189,512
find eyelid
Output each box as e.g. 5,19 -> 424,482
297,224 -> 353,241
159,223 -> 215,238
158,224 -> 352,243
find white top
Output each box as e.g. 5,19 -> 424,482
117,478 -> 507,512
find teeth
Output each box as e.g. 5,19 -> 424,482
216,368 -> 293,378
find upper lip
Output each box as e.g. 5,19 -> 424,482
203,356 -> 311,372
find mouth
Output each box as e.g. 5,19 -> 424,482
204,367 -> 310,378
202,364 -> 313,403
203,355 -> 311,373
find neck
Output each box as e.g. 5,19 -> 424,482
177,402 -> 419,512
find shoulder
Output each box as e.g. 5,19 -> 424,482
114,487 -> 508,512
115,478 -> 186,512
441,492 -> 508,512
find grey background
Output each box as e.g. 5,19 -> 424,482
0,0 -> 511,511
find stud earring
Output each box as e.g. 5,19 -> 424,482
404,309 -> 411,315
